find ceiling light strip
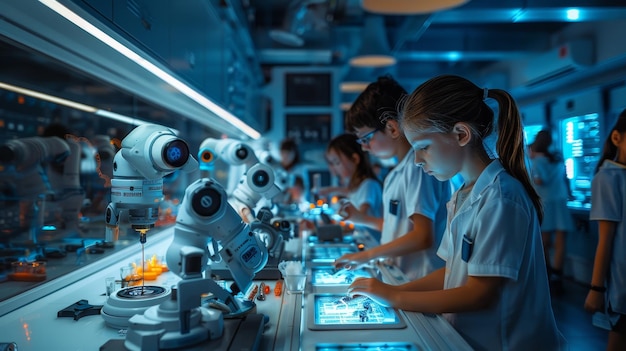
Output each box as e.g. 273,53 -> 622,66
38,0 -> 260,140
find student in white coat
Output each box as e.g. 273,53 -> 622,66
585,109 -> 626,351
346,75 -> 566,351
320,133 -> 383,242
333,76 -> 450,281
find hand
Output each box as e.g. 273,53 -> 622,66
298,218 -> 316,232
334,251 -> 370,271
339,201 -> 361,220
584,290 -> 605,313
347,277 -> 392,307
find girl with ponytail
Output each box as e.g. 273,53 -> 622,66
585,109 -> 626,351
346,75 -> 565,351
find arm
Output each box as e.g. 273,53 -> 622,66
349,274 -> 504,313
584,220 -> 617,312
317,185 -> 349,197
340,202 -> 384,231
334,214 -> 434,268
397,267 -> 446,291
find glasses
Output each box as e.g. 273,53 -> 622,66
356,127 -> 382,145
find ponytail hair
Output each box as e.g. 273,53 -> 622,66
595,108 -> 626,174
489,89 -> 543,223
326,133 -> 379,191
400,75 -> 543,223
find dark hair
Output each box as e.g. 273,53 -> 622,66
530,130 -> 560,163
279,138 -> 300,171
345,75 -> 407,133
595,108 -> 626,174
326,133 -> 380,191
400,74 -> 542,223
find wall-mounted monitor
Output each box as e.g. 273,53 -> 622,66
285,113 -> 331,144
561,113 -> 600,209
285,73 -> 331,107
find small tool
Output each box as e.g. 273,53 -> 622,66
257,282 -> 266,301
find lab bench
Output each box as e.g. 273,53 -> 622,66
0,227 -> 471,350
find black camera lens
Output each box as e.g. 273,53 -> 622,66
252,170 -> 270,187
191,186 -> 221,217
162,139 -> 189,168
235,145 -> 248,160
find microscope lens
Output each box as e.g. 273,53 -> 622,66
163,139 -> 189,168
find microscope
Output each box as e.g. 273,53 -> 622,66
119,177 -> 269,350
104,124 -> 198,245
198,138 -> 281,223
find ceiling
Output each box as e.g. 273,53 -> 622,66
2,0 -> 626,136
246,0 -> 626,102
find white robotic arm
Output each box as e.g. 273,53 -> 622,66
198,138 -> 281,222
166,177 -> 268,293
122,178 -> 268,350
105,124 -> 198,243
0,136 -> 70,198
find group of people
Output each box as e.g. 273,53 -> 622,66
276,74 -> 625,351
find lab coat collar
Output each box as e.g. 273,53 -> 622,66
464,159 -> 505,205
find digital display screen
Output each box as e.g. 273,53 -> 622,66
561,113 -> 600,209
307,244 -> 356,263
311,267 -> 372,286
285,73 -> 331,106
308,294 -> 406,330
316,343 -> 419,351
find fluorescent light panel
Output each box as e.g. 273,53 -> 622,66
38,0 -> 260,140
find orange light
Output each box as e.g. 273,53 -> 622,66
274,280 -> 283,296
263,283 -> 271,295
316,199 -> 324,207
247,284 -> 259,300
309,203 -> 315,210
201,151 -> 213,162
17,95 -> 25,104
331,196 -> 339,204
23,322 -> 31,341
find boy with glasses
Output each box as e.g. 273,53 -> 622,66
335,76 -> 451,280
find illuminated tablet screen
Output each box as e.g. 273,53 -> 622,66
316,343 -> 419,351
311,267 -> 372,286
307,244 -> 356,263
308,294 -> 406,330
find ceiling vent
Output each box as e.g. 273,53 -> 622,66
523,39 -> 594,87
269,0 -> 328,47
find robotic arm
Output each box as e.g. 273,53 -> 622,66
0,136 -> 70,199
198,138 -> 281,222
124,178 -> 269,350
105,124 -> 198,243
166,177 -> 268,294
